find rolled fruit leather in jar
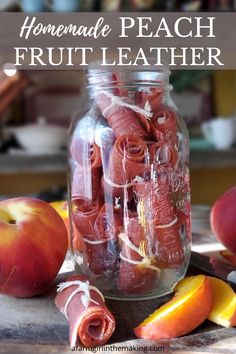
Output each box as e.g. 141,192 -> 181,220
69,66 -> 191,300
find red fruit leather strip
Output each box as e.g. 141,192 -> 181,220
118,260 -> 157,295
154,225 -> 184,269
133,176 -> 169,220
94,203 -> 123,241
111,72 -> 129,97
135,87 -> 163,112
134,88 -> 164,137
71,139 -> 102,169
118,218 -> 158,294
83,235 -> 119,275
134,170 -> 173,223
72,165 -> 101,201
95,92 -> 149,139
107,106 -> 148,139
108,135 -> 149,185
149,87 -> 164,111
72,198 -> 100,236
134,111 -> 151,135
72,224 -> 84,254
122,217 -> 148,261
150,108 -> 178,146
55,275 -> 115,348
101,175 -> 133,202
134,175 -> 184,268
150,141 -> 178,168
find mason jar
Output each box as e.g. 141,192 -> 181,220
68,66 -> 191,300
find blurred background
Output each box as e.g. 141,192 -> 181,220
0,0 -> 236,212
1,0 -> 236,12
1,67 -> 236,207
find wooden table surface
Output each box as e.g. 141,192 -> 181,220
0,263 -> 236,354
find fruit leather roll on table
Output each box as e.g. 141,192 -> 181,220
55,275 -> 115,348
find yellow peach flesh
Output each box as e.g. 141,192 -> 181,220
50,201 -> 68,220
208,277 -> 236,327
141,275 -> 206,325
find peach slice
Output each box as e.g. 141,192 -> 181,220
220,250 -> 236,267
50,201 -> 68,223
50,201 -> 84,253
134,275 -> 213,339
50,201 -> 70,244
207,277 -> 236,327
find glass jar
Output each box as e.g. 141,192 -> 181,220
68,66 -> 191,300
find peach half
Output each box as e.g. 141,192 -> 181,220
134,275 -> 213,339
207,277 -> 236,327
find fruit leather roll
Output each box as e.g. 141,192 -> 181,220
106,135 -> 149,186
135,87 -> 163,113
71,139 -> 102,200
72,164 -> 101,201
94,203 -> 123,241
150,108 -> 178,147
55,275 -> 115,348
82,235 -> 119,275
71,138 -> 102,169
134,175 -> 184,268
154,223 -> 185,269
72,198 -> 100,236
95,91 -> 150,139
72,224 -> 84,254
150,141 -> 178,168
118,218 -> 159,294
101,175 -> 134,204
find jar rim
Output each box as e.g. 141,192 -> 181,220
86,60 -> 171,91
87,58 -> 170,71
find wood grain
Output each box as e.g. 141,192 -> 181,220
0,271 -> 236,354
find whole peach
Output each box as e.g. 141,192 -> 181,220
210,186 -> 236,254
0,197 -> 68,297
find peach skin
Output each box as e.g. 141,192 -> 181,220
134,275 -> 213,339
210,186 -> 236,254
0,197 -> 68,297
207,277 -> 236,327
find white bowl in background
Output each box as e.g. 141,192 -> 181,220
201,117 -> 235,150
5,118 -> 68,154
